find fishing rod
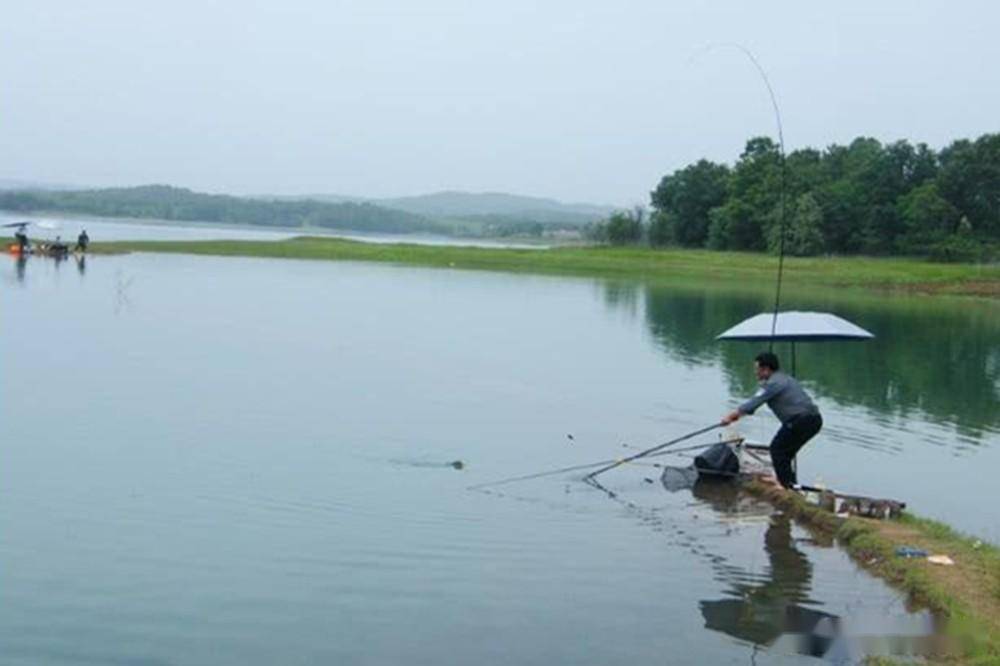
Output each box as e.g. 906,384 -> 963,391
584,422 -> 724,482
694,44 -> 788,351
467,427 -> 736,491
644,436 -> 745,459
729,45 -> 789,346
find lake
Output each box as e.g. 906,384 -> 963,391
2,248 -> 995,664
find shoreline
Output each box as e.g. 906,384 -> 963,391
744,480 -> 1000,664
0,212 -> 557,249
70,236 -> 1000,298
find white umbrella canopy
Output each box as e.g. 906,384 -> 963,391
716,311 -> 874,343
2,220 -> 59,231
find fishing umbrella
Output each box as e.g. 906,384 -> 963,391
716,311 -> 874,374
716,311 -> 874,343
2,220 -> 59,232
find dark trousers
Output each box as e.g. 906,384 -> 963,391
770,413 -> 822,487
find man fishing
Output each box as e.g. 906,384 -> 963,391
15,227 -> 29,253
721,351 -> 822,488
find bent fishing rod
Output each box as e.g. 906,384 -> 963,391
691,43 -> 789,350
468,422 -> 726,491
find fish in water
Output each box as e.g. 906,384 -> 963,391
389,458 -> 465,471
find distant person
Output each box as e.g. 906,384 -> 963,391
75,229 -> 89,252
721,351 -> 822,488
15,228 -> 29,252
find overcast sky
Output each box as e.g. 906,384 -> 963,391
2,1 -> 997,206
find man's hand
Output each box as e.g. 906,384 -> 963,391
721,410 -> 742,425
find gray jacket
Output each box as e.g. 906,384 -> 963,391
739,371 -> 819,424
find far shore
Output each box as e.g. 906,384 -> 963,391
4,233 -> 999,298
68,236 -> 1000,299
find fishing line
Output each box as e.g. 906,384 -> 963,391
466,449 -> 692,491
467,458 -> 621,491
690,43 -> 788,349
467,428 -> 732,491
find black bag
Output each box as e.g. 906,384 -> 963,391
694,442 -> 740,478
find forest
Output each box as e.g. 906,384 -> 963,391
593,133 -> 999,261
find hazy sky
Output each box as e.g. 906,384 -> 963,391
2,1 -> 997,206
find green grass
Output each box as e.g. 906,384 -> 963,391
745,481 -> 1000,664
78,237 -> 1000,297
896,514 -> 1000,609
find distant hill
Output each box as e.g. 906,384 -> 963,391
0,185 -> 452,235
270,190 -> 616,226
376,191 -> 614,223
0,184 -> 616,238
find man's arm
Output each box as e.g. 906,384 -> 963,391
722,379 -> 782,424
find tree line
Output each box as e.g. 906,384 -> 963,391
0,185 -> 454,235
590,133 -> 999,261
0,185 -> 596,239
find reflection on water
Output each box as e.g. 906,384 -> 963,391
694,479 -> 835,654
665,472 -> 937,662
8,253 -> 88,284
603,281 -> 1000,440
664,474 -> 828,650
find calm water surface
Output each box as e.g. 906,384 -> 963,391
2,250 -> 995,665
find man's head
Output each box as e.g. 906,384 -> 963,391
754,351 -> 780,381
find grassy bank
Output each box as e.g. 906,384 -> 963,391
745,481 -> 1000,664
78,236 -> 1000,297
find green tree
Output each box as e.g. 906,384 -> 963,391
858,140 -> 937,254
603,208 -> 645,245
647,210 -> 674,247
768,193 -> 825,256
784,148 -> 825,196
642,131 -> 996,260
650,159 -> 729,247
707,199 -> 758,250
937,133 -> 1000,241
896,182 -> 960,253
813,179 -> 862,254
723,137 -> 782,251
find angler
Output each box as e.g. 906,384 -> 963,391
721,351 -> 822,489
